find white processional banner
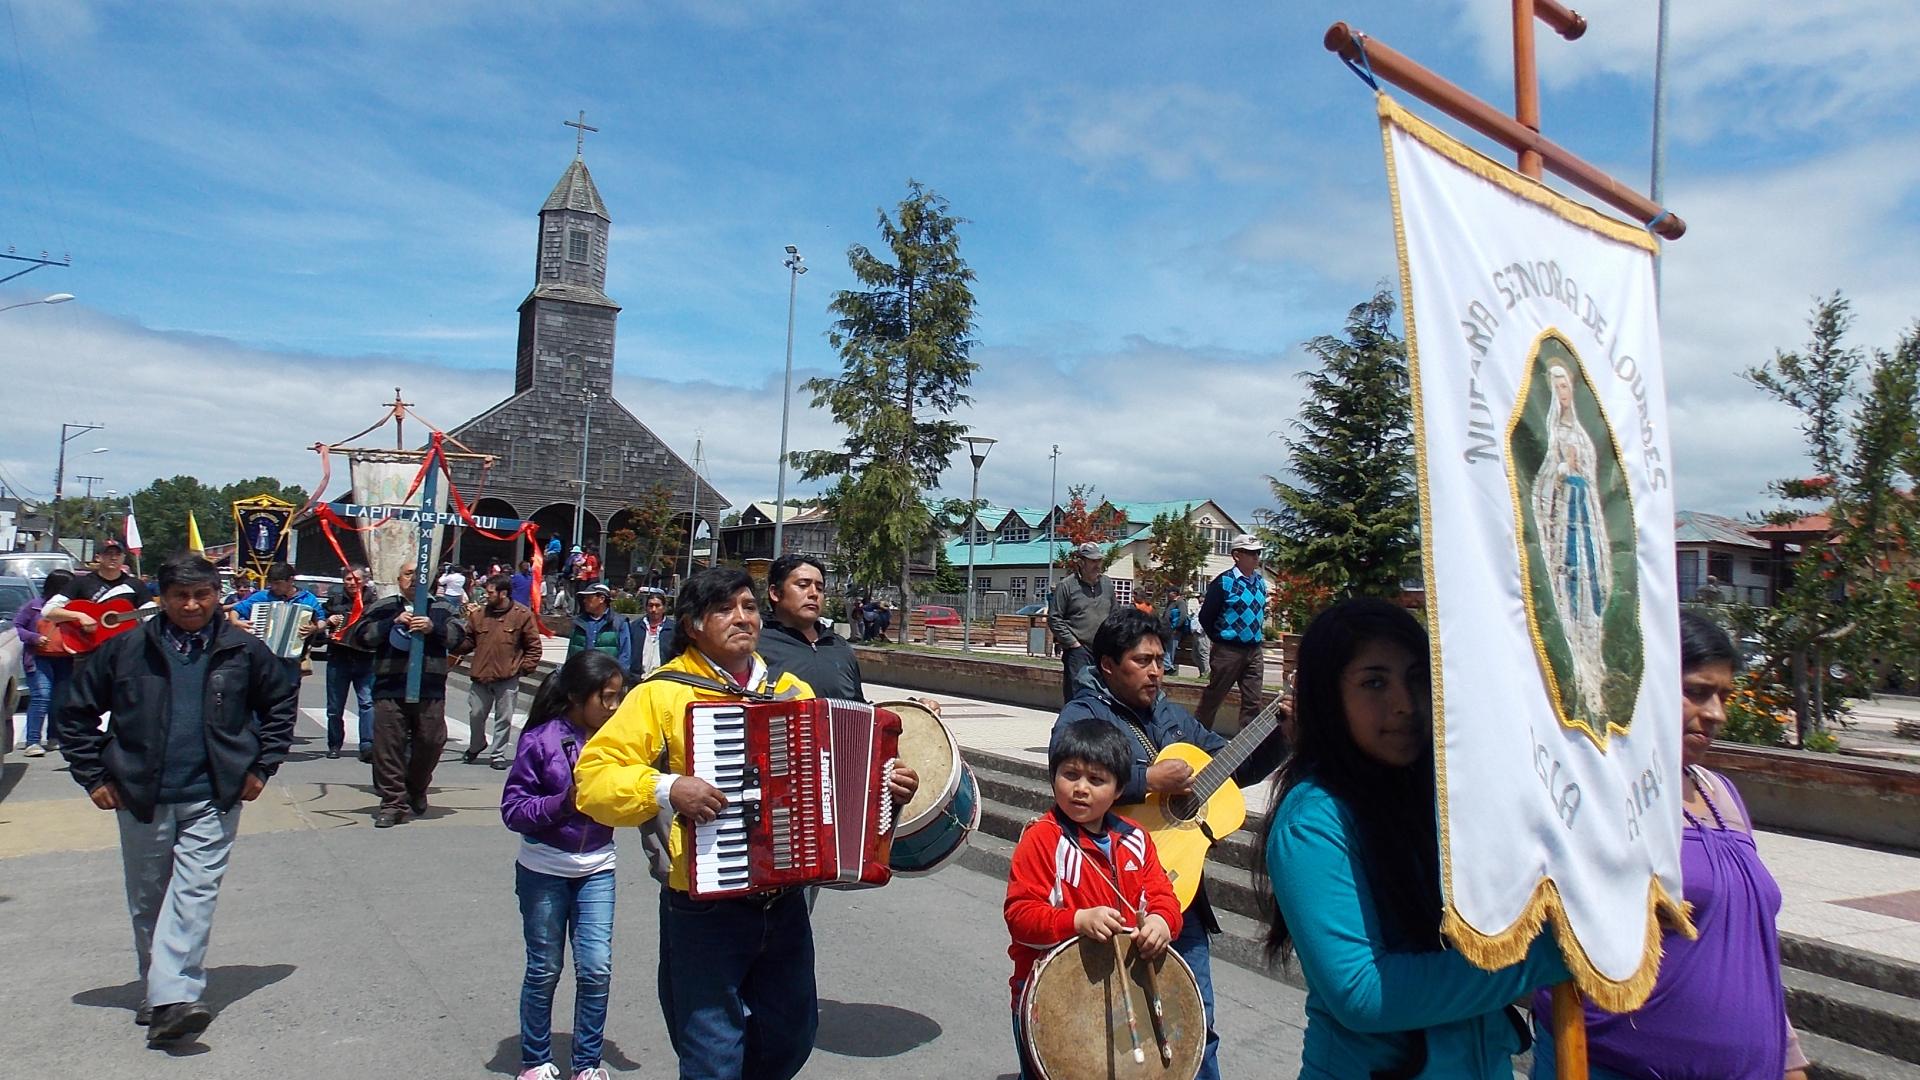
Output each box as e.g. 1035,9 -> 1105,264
1380,95 -> 1689,1010
349,453 -> 448,599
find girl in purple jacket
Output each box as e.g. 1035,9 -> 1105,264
502,650 -> 625,1080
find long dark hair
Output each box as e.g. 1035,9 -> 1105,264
1679,610 -> 1736,672
40,568 -> 73,601
526,650 -> 626,731
1258,597 -> 1441,962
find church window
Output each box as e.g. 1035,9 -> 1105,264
568,229 -> 591,262
1001,520 -> 1030,544
1113,579 -> 1135,605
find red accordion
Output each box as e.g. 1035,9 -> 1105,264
685,698 -> 903,900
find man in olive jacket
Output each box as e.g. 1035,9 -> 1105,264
57,553 -> 297,1046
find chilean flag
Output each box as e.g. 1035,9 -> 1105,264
124,497 -> 143,556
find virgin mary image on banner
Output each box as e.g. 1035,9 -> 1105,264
1510,331 -> 1643,743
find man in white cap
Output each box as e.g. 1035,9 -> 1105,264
1196,534 -> 1270,730
1047,541 -> 1114,703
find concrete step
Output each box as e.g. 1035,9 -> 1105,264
1786,967 -> 1920,1067
1801,1031 -> 1920,1080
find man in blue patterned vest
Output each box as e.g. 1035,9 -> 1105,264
1196,533 -> 1269,730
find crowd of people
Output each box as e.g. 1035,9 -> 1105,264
33,539 -> 1813,1079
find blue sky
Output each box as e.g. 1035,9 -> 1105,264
1,0 -> 1916,528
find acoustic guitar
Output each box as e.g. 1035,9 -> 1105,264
1114,693 -> 1289,910
36,596 -> 163,656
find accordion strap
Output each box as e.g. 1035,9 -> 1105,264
640,668 -> 798,704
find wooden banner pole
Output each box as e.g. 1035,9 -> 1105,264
1534,0 -> 1587,41
1513,0 -> 1545,179
1323,22 -> 1686,239
1552,981 -> 1589,1078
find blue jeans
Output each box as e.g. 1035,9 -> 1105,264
24,658 -> 65,746
657,887 -> 816,1080
1165,630 -> 1182,672
1173,911 -> 1220,1080
516,863 -> 615,1073
325,654 -> 375,751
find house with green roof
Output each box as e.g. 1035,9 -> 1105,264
946,498 -> 1249,608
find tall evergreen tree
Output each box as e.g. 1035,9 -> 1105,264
1257,288 -> 1416,598
794,180 -> 979,606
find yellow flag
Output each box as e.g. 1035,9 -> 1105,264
186,510 -> 205,555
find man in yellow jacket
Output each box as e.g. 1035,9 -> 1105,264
574,567 -> 917,1080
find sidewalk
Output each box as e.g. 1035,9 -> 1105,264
870,680 -> 1920,967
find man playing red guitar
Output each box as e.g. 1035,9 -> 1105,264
40,540 -> 155,720
1050,607 -> 1290,1080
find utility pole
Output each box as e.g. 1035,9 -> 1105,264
51,421 -> 105,551
1650,0 -> 1671,297
1046,444 -> 1060,602
686,433 -> 704,584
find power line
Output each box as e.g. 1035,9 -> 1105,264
4,0 -> 69,256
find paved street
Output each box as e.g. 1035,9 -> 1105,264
0,669 -> 1308,1078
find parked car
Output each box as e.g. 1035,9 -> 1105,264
0,574 -> 35,757
1014,602 -> 1048,618
914,604 -> 962,627
0,550 -> 79,589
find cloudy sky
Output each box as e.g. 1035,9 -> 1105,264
0,0 -> 1914,530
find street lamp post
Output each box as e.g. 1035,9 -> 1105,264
773,245 -> 807,558
1046,443 -> 1060,602
573,389 -> 597,550
961,435 -> 997,652
51,424 -> 105,551
0,292 -> 73,316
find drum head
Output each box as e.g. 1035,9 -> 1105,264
878,699 -> 961,834
1020,936 -> 1204,1080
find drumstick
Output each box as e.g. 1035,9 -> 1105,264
1113,934 -> 1146,1064
1140,950 -> 1173,1065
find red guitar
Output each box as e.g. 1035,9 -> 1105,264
36,597 -> 163,656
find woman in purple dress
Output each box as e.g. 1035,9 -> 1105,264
1530,611 -> 1808,1079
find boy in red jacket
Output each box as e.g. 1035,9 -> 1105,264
1004,717 -> 1183,1078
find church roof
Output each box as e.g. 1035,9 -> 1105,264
520,282 -> 621,310
542,159 -> 609,220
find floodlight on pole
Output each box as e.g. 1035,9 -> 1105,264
961,435 -> 997,652
0,292 -> 74,315
773,246 -> 807,558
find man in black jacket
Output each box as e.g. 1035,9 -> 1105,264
320,565 -> 379,762
56,553 -> 297,1046
346,561 -> 470,828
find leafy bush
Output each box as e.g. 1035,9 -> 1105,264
612,596 -> 643,615
1720,677 -> 1791,747
1802,728 -> 1841,753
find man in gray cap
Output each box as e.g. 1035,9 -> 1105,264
1196,533 -> 1271,730
1048,542 -> 1114,703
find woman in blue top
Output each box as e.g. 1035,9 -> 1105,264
1260,598 -> 1569,1078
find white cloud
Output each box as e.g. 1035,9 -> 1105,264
0,306 -> 1309,533
1027,84 -> 1290,184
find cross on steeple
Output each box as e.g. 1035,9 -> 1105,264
563,110 -> 599,158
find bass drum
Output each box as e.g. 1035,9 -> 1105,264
888,762 -> 980,875
880,698 -> 961,837
1018,935 -> 1204,1080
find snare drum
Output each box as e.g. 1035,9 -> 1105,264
877,698 -> 978,876
1019,935 -> 1204,1080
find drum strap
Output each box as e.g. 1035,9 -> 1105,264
639,669 -> 800,703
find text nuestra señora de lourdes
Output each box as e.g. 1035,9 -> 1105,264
1454,255 -> 1668,491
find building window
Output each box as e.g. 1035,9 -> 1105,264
1113,578 -> 1134,605
1707,552 -> 1733,583
974,576 -> 992,594
1211,528 -> 1231,556
968,523 -> 992,545
1001,522 -> 1030,544
1009,576 -> 1028,600
1749,557 -> 1769,577
568,229 -> 590,262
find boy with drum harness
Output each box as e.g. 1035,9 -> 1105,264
1006,718 -> 1185,1080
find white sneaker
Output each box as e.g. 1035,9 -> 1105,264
516,1065 -> 561,1080
22,744 -> 45,758
573,1070 -> 610,1080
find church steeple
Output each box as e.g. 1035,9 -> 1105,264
514,132 -> 621,396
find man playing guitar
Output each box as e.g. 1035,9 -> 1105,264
40,540 -> 156,720
1050,607 -> 1289,1080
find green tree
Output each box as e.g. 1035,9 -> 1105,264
609,484 -> 683,582
1140,505 -> 1210,601
929,544 -> 966,594
794,180 -> 979,609
1745,294 -> 1920,741
1256,287 -> 1417,598
127,475 -> 309,564
1051,484 -> 1126,568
